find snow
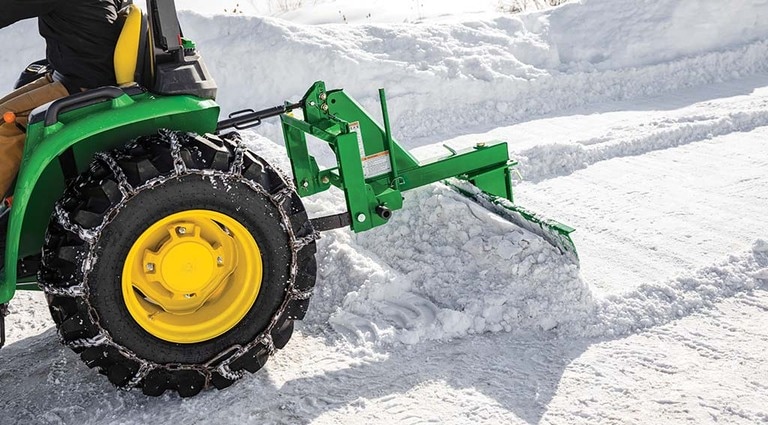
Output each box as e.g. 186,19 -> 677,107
2,0 -> 768,423
171,0 -> 554,24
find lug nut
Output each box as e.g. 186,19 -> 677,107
177,227 -> 187,235
321,176 -> 330,184
217,256 -> 224,265
357,213 -> 367,223
146,263 -> 155,272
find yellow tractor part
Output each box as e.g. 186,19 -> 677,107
122,210 -> 262,343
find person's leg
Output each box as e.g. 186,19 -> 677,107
0,75 -> 54,104
0,75 -> 69,269
0,75 -> 69,196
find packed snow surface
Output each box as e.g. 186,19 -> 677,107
1,0 -> 768,423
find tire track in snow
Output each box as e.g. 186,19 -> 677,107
562,240 -> 768,338
517,105 -> 768,183
544,290 -> 768,425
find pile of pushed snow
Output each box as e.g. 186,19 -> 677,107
241,134 -> 589,344
321,186 -> 587,344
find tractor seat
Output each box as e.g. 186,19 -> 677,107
114,4 -> 152,88
112,2 -> 217,99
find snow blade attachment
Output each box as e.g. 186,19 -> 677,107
446,180 -> 578,263
276,81 -> 577,260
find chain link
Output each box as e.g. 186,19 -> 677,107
53,204 -> 96,243
290,288 -> 314,301
94,152 -> 134,197
126,363 -> 154,388
39,284 -> 86,298
231,141 -> 247,176
166,130 -> 188,175
293,232 -> 321,251
67,331 -> 109,350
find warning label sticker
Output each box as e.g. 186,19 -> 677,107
349,121 -> 392,179
362,151 -> 392,179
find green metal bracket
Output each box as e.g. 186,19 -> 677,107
281,81 -> 517,233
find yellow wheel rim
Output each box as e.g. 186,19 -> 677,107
122,210 -> 262,344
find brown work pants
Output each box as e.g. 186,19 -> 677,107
0,75 -> 69,196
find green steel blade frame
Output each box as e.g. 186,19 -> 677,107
283,81 -> 517,231
0,91 -> 219,304
281,81 -> 576,255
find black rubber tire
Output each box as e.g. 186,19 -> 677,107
39,130 -> 317,397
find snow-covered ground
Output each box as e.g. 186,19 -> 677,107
1,0 -> 768,423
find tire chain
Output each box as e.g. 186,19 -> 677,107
39,129 -> 319,396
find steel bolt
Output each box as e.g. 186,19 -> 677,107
217,256 -> 224,265
321,103 -> 329,112
319,92 -> 327,101
476,142 -> 486,148
357,213 -> 367,223
146,263 -> 155,272
321,176 -> 330,184
184,294 -> 194,299
301,180 -> 309,188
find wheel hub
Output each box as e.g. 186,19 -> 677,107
161,241 -> 213,290
122,210 -> 262,343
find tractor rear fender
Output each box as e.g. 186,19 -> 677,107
0,88 -> 219,303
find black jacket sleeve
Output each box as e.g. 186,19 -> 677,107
0,0 -> 62,29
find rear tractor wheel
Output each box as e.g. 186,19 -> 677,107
39,130 -> 317,397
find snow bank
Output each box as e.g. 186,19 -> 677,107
277,0 -> 503,24
3,0 -> 766,147
550,0 -> 768,71
181,0 -> 768,146
172,0 -> 562,25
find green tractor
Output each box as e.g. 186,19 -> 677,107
0,0 -> 576,396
